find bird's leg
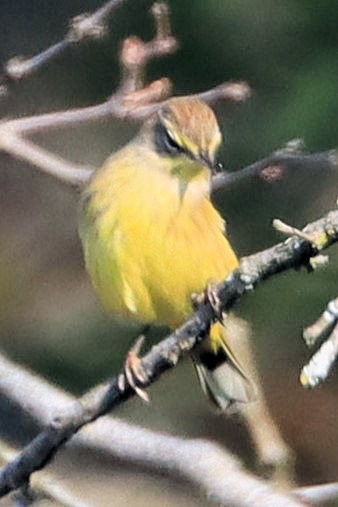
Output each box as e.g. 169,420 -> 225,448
118,326 -> 151,402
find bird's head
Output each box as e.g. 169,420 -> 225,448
141,97 -> 222,181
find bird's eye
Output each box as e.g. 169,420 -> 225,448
163,130 -> 182,154
154,121 -> 185,156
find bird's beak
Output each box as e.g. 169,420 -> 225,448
212,161 -> 224,174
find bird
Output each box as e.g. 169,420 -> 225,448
79,97 -> 255,411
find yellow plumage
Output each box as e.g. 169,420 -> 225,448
80,98 -> 254,411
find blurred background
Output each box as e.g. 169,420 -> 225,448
0,0 -> 338,505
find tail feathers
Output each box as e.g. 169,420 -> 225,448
193,351 -> 255,412
192,320 -> 256,412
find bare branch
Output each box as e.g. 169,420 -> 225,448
303,295 -> 338,347
1,0 -> 128,92
0,1 -> 252,187
123,81 -> 252,120
297,482 -> 338,505
0,80 -> 247,138
0,131 -> 93,186
0,440 -> 89,507
0,207 -> 337,497
1,2 -> 338,503
0,80 -> 250,186
0,354 -> 308,507
297,291 -> 338,388
212,146 -> 338,192
300,322 -> 338,389
0,0 -> 179,186
119,2 -> 178,93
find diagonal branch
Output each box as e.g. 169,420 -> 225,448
0,0 -> 251,187
1,0 -> 129,94
0,354 -> 313,507
1,354 -> 338,505
0,440 -> 88,507
0,206 -> 338,498
0,133 -> 93,187
300,295 -> 338,389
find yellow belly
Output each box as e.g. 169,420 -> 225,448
79,150 -> 238,329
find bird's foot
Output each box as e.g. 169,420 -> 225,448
191,281 -> 225,322
118,335 -> 150,402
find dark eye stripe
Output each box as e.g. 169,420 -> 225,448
154,121 -> 185,156
164,130 -> 182,152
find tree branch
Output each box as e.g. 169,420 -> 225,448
0,0 -> 250,187
0,207 -> 337,498
0,440 -> 88,507
1,2 -> 338,504
297,482 -> 338,505
0,133 -> 93,187
1,0 -> 128,94
0,354 -> 313,507
300,295 -> 338,388
212,145 -> 338,192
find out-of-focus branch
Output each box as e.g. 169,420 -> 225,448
0,354 -> 313,507
1,106 -> 336,192
0,207 -> 338,497
303,295 -> 338,348
118,2 -> 178,93
212,143 -> 338,192
301,322 -> 338,387
0,0 -> 128,94
297,482 -> 338,505
218,318 -> 294,484
0,81 -> 249,187
0,0 -> 250,187
1,353 -> 338,506
1,109 -> 335,192
300,295 -> 338,388
0,133 -> 93,187
0,440 -> 89,507
0,81 -> 249,138
0,1 -> 179,185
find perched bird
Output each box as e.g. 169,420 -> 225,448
79,97 -> 254,411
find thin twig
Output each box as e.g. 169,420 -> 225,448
118,2 -> 178,93
303,295 -> 338,347
1,96 -> 333,191
0,133 -> 93,187
212,148 -> 338,192
0,81 -> 250,186
300,322 -> 338,388
1,0 -> 128,92
0,82 -> 249,137
0,207 -> 338,497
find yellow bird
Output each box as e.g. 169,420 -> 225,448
79,97 -> 254,411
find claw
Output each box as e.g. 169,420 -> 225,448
206,282 -> 224,320
191,291 -> 205,310
122,335 -> 150,402
191,281 -> 225,321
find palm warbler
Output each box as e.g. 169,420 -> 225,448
79,97 -> 254,411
